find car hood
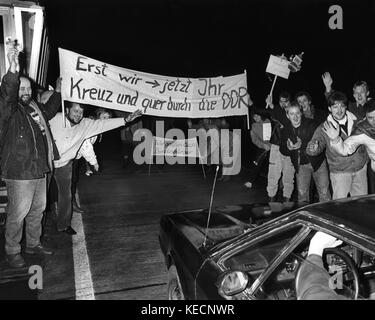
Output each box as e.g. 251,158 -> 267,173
166,202 -> 300,246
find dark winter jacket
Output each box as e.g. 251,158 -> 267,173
0,71 -> 61,180
266,105 -> 290,146
280,117 -> 325,172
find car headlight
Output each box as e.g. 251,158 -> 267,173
218,271 -> 249,297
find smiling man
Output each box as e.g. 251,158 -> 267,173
49,102 -> 142,235
0,48 -> 61,268
280,102 -> 330,204
323,99 -> 375,172
306,91 -> 368,200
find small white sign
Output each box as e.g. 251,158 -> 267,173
266,55 -> 290,79
263,122 -> 272,141
154,137 -> 199,158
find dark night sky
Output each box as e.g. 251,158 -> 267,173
42,0 -> 375,110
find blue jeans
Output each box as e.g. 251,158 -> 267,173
296,161 -> 331,204
5,177 -> 46,255
54,162 -> 73,231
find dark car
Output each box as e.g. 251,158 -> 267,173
159,196 -> 375,300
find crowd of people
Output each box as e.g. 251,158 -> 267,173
1,42 -> 375,289
245,72 -> 375,205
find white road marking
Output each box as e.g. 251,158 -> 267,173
71,194 -> 95,300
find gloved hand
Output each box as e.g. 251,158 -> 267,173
308,231 -> 343,257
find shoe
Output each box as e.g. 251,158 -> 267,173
5,253 -> 26,268
72,202 -> 84,214
268,196 -> 277,202
282,197 -> 290,203
85,170 -> 93,176
25,244 -> 54,255
60,226 -> 77,235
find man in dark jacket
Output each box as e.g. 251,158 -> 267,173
265,92 -> 295,202
0,47 -> 61,268
280,102 -> 331,204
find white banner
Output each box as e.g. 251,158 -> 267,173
59,48 -> 249,118
153,137 -> 200,158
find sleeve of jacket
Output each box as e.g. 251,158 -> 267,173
39,92 -> 62,120
297,254 -> 347,300
302,120 -> 318,157
78,139 -> 98,166
324,89 -> 336,102
0,71 -> 20,122
306,126 -> 327,156
330,134 -> 366,156
81,117 -> 125,140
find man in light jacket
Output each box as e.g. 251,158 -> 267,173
306,91 -> 368,200
49,101 -> 142,235
323,99 -> 375,171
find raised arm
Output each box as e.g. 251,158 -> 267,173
40,77 -> 62,120
1,47 -> 20,110
81,109 -> 142,140
331,134 -> 368,156
322,120 -> 366,156
322,72 -> 334,101
0,48 -> 21,137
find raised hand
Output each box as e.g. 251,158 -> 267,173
125,109 -> 143,123
7,47 -> 19,72
322,121 -> 340,140
295,137 -> 302,149
287,137 -> 301,150
265,94 -> 274,109
308,231 -> 343,257
322,72 -> 333,91
308,139 -> 319,154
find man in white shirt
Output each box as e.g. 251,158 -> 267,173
49,102 -> 142,235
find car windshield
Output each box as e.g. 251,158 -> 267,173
223,225 -> 303,277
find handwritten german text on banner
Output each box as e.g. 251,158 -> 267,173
59,48 -> 249,118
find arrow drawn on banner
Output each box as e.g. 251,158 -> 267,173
145,79 -> 160,88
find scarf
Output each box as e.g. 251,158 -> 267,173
28,100 -> 54,171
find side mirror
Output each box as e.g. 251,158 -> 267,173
218,271 -> 249,298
